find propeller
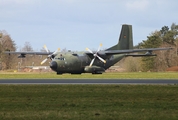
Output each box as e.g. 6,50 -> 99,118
41,45 -> 60,65
86,44 -> 106,67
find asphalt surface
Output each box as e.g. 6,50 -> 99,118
0,79 -> 178,84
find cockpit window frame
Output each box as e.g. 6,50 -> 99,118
55,57 -> 65,61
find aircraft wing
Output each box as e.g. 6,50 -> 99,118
103,47 -> 173,55
4,51 -> 53,55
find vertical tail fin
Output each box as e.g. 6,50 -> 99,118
107,24 -> 133,50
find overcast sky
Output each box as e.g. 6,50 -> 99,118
0,0 -> 178,51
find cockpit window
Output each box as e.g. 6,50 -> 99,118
55,57 -> 65,60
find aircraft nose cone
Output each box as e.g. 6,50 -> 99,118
50,61 -> 57,71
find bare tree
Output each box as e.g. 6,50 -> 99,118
18,42 -> 34,67
21,42 -> 33,52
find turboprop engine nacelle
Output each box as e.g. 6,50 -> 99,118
84,66 -> 105,73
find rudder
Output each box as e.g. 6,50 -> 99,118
107,24 -> 133,50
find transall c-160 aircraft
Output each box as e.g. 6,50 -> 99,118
5,24 -> 172,74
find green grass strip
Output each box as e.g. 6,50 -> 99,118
0,85 -> 178,120
0,72 -> 178,79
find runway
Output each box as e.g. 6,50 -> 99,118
0,79 -> 178,84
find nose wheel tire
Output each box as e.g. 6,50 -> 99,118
57,72 -> 62,75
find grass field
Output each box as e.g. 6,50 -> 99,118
0,85 -> 178,120
0,72 -> 178,119
0,72 -> 178,79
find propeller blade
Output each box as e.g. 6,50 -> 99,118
89,57 -> 95,67
53,48 -> 60,55
97,43 -> 102,52
43,45 -> 49,53
41,58 -> 48,65
86,43 -> 106,67
41,45 -> 60,65
96,55 -> 106,63
86,48 -> 93,54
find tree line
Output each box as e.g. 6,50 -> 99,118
0,30 -> 16,70
122,23 -> 178,72
0,23 -> 178,71
0,32 -> 48,70
139,23 -> 178,72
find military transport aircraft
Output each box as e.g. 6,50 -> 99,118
5,24 -> 172,74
